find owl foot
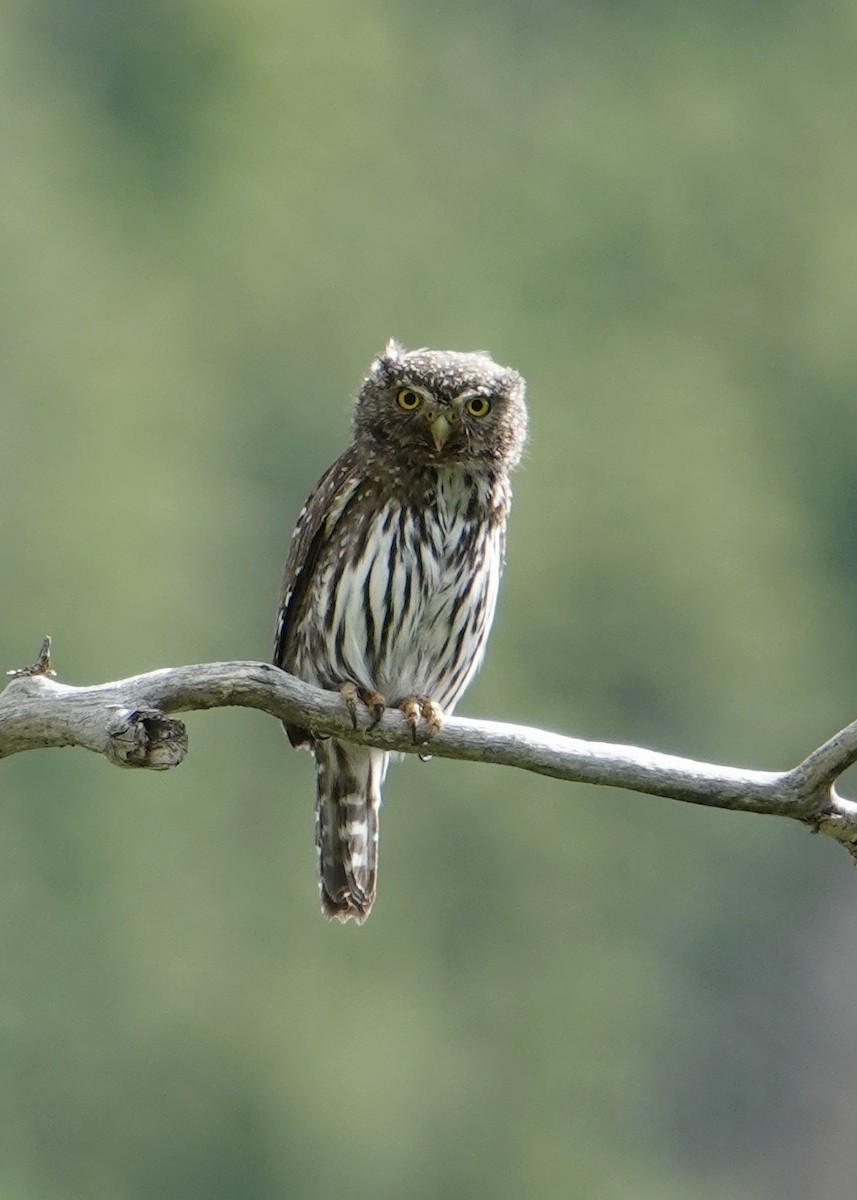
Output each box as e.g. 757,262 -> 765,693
399,697 -> 445,745
338,682 -> 386,730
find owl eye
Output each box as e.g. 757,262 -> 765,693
465,395 -> 492,418
396,388 -> 423,411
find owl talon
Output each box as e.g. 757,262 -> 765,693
359,689 -> 386,730
419,699 -> 444,739
400,697 -> 444,745
401,698 -> 421,743
339,683 -> 386,730
339,682 -> 360,729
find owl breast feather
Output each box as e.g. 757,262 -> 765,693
299,467 -> 506,712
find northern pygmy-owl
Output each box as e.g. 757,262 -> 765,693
274,340 -> 527,923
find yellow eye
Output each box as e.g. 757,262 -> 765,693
396,388 -> 423,411
465,395 -> 492,417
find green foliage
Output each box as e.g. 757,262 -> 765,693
1,0 -> 856,1195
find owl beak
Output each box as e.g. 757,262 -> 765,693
426,412 -> 452,451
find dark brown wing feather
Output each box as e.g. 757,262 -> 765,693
273,444 -> 362,747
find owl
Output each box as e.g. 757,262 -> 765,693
274,340 -> 527,923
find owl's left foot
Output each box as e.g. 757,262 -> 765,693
339,682 -> 386,730
400,697 -> 445,744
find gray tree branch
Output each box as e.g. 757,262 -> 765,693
3,644 -> 857,858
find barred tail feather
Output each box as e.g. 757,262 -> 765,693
315,740 -> 388,924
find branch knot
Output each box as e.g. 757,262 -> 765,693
104,706 -> 188,770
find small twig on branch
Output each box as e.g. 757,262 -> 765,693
1,643 -> 857,859
7,635 -> 55,679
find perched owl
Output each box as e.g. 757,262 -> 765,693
274,340 -> 527,923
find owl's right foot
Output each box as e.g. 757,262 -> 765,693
338,682 -> 386,731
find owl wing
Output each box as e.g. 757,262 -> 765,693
274,444 -> 362,744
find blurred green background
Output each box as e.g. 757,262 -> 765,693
2,0 -> 857,1196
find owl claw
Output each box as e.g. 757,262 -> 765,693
361,690 -> 386,730
338,683 -> 386,731
400,697 -> 444,745
339,682 -> 360,729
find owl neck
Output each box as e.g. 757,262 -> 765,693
374,459 -> 509,520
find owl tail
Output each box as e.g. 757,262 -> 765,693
314,739 -> 388,924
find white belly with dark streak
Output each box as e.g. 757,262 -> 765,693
330,467 -> 502,711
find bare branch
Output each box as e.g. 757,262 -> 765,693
2,652 -> 857,859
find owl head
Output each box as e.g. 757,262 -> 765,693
352,339 -> 527,473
